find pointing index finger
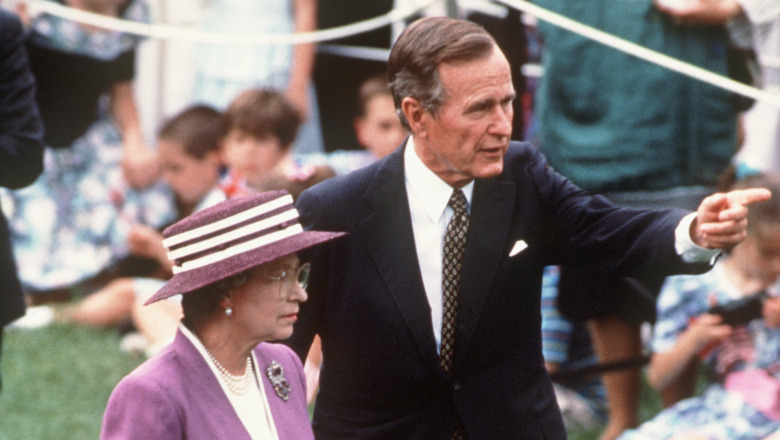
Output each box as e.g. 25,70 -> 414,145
728,188 -> 772,207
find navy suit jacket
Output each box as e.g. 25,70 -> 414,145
288,141 -> 708,439
0,10 -> 44,327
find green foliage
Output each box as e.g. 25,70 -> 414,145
0,325 -> 143,440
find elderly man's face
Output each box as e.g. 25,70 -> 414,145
413,45 -> 515,188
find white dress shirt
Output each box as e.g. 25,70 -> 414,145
404,140 -> 474,353
402,138 -> 718,353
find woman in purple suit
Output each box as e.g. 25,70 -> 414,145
101,190 -> 345,439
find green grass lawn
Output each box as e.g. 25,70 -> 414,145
0,323 -> 663,440
0,324 -> 144,440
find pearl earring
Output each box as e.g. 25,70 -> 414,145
225,307 -> 233,316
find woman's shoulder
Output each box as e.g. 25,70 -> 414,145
253,342 -> 300,367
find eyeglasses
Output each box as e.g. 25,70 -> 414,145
267,262 -> 310,298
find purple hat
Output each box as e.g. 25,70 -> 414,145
145,190 -> 345,305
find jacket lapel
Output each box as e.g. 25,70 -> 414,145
174,330 -> 253,440
358,149 -> 443,374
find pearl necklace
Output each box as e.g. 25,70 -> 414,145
205,350 -> 254,396
190,331 -> 256,395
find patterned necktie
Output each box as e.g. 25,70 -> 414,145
440,189 -> 469,376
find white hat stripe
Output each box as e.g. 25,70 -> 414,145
167,209 -> 299,262
163,194 -> 294,248
172,223 -> 304,274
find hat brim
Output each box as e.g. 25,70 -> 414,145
145,229 -> 345,305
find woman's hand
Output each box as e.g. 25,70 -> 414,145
121,137 -> 160,189
110,81 -> 160,189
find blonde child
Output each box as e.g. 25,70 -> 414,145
298,73 -> 409,175
352,73 -> 408,161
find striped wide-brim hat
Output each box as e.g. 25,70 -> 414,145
145,190 -> 346,304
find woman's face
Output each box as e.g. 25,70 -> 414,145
229,254 -> 308,342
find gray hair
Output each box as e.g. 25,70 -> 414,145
388,17 -> 497,130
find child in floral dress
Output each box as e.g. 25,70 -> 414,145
619,173 -> 780,440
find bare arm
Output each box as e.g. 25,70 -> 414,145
109,81 -> 159,189
287,0 -> 317,120
648,314 -> 731,391
654,0 -> 743,25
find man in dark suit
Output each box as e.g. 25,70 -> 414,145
0,8 -> 45,393
286,17 -> 769,439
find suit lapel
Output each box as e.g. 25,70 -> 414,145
456,178 -> 516,363
174,330 -> 253,440
358,150 -> 442,374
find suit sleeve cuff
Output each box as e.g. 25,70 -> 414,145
675,212 -> 721,265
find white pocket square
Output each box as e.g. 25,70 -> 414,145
509,240 -> 528,257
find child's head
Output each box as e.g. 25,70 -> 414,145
353,73 -> 407,159
730,173 -> 780,286
157,105 -> 223,206
221,88 -> 302,181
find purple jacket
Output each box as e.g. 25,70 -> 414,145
101,329 -> 313,440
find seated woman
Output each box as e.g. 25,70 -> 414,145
100,190 -> 345,439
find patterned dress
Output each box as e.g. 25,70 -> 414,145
619,264 -> 780,440
2,0 -> 174,293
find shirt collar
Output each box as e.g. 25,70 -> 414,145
404,136 -> 474,223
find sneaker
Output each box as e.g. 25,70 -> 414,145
8,305 -> 55,329
120,331 -> 149,356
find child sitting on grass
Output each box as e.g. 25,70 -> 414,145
13,105 -> 226,355
219,87 -> 335,199
619,172 -> 780,440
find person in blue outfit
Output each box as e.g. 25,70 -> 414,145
284,17 -> 768,439
542,266 -> 608,431
0,8 -> 45,393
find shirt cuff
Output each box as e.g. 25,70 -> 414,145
675,212 -> 721,264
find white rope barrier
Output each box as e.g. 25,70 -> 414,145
318,45 -> 391,63
498,0 -> 780,108
22,0 -> 780,107
25,0 -> 436,46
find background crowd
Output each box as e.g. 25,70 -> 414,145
1,0 -> 779,439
